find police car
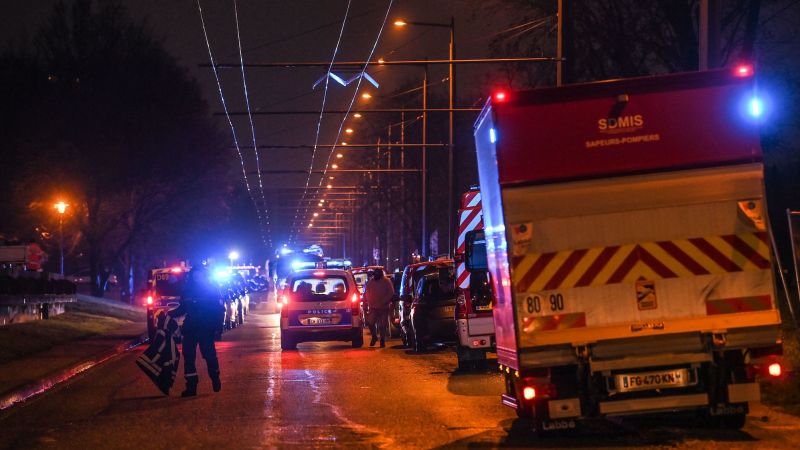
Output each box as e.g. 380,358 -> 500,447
278,269 -> 363,350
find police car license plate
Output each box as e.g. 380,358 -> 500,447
615,369 -> 689,393
307,317 -> 333,325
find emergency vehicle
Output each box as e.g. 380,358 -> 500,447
474,66 -> 785,433
454,188 -> 496,369
278,269 -> 364,350
146,265 -> 189,339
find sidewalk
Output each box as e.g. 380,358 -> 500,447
0,296 -> 147,408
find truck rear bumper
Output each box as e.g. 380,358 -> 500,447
600,393 -> 708,415
457,318 -> 495,349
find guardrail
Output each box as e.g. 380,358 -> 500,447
0,295 -> 77,325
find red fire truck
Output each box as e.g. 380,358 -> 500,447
454,187 -> 496,369
475,66 -> 785,434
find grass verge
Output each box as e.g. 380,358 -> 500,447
0,299 -> 145,365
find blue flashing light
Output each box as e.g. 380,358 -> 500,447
748,97 -> 764,118
344,260 -> 352,266
213,269 -> 232,282
280,247 -> 293,256
291,260 -> 315,271
489,128 -> 497,143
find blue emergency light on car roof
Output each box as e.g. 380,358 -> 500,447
291,260 -> 316,271
489,128 -> 497,143
213,269 -> 231,282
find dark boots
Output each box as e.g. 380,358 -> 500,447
211,372 -> 222,393
181,377 -> 198,397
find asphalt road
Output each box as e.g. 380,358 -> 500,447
2,308 -> 800,449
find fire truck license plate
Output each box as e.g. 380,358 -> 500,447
615,369 -> 689,393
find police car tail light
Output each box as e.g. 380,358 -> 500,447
351,293 -> 359,303
733,63 -> 754,77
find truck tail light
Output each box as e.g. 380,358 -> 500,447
521,377 -> 556,402
768,363 -> 782,377
523,387 -> 536,400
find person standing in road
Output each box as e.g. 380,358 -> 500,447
364,268 -> 394,348
169,265 -> 225,397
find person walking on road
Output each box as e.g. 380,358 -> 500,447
169,265 -> 225,397
364,268 -> 394,348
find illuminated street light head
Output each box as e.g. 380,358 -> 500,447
327,184 -> 333,189
345,128 -> 354,134
353,113 -> 362,118
361,93 -> 372,100
394,19 -> 407,27
336,153 -> 343,158
228,251 -> 239,261
54,201 -> 69,214
331,164 -> 339,169
313,212 -> 319,217
341,142 -> 348,146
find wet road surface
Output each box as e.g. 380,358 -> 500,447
2,308 -> 800,449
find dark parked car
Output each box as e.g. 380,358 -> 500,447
409,270 -> 457,352
398,259 -> 454,347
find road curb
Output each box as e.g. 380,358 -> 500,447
0,334 -> 148,411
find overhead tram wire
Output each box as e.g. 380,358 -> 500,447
296,0 -> 395,244
290,0 -> 354,245
197,0 -> 270,246
297,0 -> 395,243
233,0 -> 271,247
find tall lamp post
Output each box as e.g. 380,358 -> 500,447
394,17 -> 455,256
228,250 -> 239,268
54,201 -> 69,275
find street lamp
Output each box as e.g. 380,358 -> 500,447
394,17 -> 456,256
361,92 -> 372,100
54,201 -> 69,275
228,250 -> 239,267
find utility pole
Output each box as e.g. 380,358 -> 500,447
447,16 -> 455,257
422,66 -> 428,257
401,111 -> 406,267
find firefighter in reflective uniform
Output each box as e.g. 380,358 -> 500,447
169,265 -> 224,397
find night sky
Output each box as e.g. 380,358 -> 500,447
1,0 -> 522,262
